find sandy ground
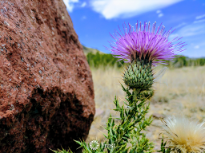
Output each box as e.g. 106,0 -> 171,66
85,65 -> 205,152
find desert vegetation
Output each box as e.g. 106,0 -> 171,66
86,50 -> 205,69
50,21 -> 205,153
86,63 -> 205,152
50,51 -> 205,153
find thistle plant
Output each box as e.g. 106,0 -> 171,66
50,21 -> 185,153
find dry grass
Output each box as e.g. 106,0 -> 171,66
86,65 -> 205,151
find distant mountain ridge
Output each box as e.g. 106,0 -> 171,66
82,45 -> 205,60
82,45 -> 104,55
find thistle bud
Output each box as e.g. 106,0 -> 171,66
123,59 -> 153,91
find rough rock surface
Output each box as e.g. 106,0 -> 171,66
0,0 -> 95,152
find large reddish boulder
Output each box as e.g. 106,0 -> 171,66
0,0 -> 95,152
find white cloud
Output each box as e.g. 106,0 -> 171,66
156,10 -> 164,18
173,22 -> 187,29
63,0 -> 79,12
90,0 -> 183,19
81,2 -> 87,7
170,20 -> 205,38
156,10 -> 161,13
158,13 -> 164,17
196,14 -> 205,20
169,20 -> 205,58
81,16 -> 87,20
194,19 -> 205,24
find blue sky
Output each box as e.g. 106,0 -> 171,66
63,0 -> 205,58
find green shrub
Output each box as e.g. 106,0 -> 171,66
86,51 -> 126,68
86,52 -> 205,69
162,55 -> 205,68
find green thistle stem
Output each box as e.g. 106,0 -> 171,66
133,88 -> 141,102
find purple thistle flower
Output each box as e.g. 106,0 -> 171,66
108,21 -> 186,66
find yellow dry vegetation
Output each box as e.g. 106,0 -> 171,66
86,65 -> 205,151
